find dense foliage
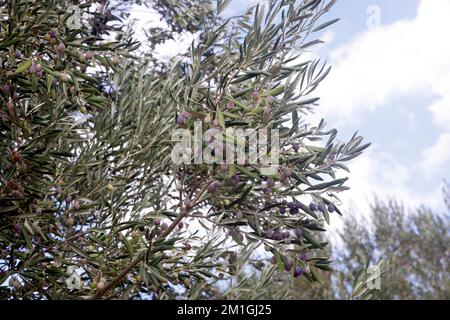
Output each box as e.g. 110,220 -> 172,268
0,0 -> 370,300
264,188 -> 449,300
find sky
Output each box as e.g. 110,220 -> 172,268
129,0 -> 450,217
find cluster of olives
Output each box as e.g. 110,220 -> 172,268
270,252 -> 309,278
309,201 -> 335,213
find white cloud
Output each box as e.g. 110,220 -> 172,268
336,147 -> 445,219
421,132 -> 450,176
317,0 -> 450,125
309,0 -> 450,216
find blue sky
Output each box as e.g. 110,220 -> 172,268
131,0 -> 450,215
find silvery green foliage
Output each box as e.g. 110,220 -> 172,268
336,199 -> 449,300
0,0 -> 369,300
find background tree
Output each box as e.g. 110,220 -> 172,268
334,195 -> 449,300
271,186 -> 449,300
0,0 -> 369,300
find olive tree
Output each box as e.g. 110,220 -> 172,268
0,0 -> 369,300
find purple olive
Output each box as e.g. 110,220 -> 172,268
14,50 -> 22,59
285,261 -> 293,272
327,203 -> 335,213
265,230 -> 273,239
13,223 -> 20,233
270,256 -> 276,265
293,266 -> 303,278
283,231 -> 290,238
266,177 -> 275,188
289,207 -> 299,215
230,175 -> 240,186
55,186 -> 62,195
317,203 -> 325,213
1,84 -> 10,96
85,51 -> 93,60
273,231 -> 283,241
177,115 -> 185,125
279,207 -> 286,215
292,143 -> 300,152
287,202 -> 297,209
49,30 -> 57,39
300,253 -> 308,261
295,228 -> 303,238
29,62 -> 37,74
309,202 -> 317,211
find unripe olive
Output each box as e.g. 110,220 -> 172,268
56,43 -> 66,54
97,280 -> 105,290
112,55 -> 120,65
32,222 -> 41,233
7,100 -> 14,115
66,217 -> 74,227
79,52 -> 86,63
60,72 -> 70,82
